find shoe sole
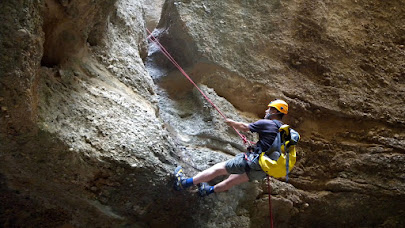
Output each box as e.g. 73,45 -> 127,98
174,166 -> 184,191
198,182 -> 208,197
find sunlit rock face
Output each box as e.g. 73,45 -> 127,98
1,0 -> 404,227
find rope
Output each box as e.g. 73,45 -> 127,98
267,176 -> 274,228
286,148 -> 289,183
146,28 -> 252,145
146,28 -> 274,226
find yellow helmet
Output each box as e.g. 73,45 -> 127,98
268,99 -> 288,114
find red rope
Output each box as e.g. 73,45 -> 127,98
267,176 -> 274,228
146,28 -> 273,226
146,28 -> 252,145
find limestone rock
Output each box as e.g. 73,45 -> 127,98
1,0 -> 405,227
150,0 -> 405,227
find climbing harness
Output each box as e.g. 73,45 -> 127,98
146,28 -> 253,146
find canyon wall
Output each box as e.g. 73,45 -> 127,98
0,0 -> 404,227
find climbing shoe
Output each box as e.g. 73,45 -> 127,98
174,166 -> 186,191
198,182 -> 214,197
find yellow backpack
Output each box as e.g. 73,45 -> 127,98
259,124 -> 300,179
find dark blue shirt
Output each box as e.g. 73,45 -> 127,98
248,119 -> 281,152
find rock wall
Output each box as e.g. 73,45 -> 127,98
1,0 -> 177,227
144,0 -> 165,30
150,0 -> 405,227
0,0 -> 404,227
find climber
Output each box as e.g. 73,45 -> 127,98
174,99 -> 289,196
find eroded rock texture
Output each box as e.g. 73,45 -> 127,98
0,0 -> 404,227
150,0 -> 405,227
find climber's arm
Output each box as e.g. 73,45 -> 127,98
225,119 -> 250,132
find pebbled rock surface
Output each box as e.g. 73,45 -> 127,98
0,0 -> 404,227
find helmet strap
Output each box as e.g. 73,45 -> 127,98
265,112 -> 283,120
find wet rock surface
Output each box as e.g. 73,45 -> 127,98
0,0 -> 404,227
